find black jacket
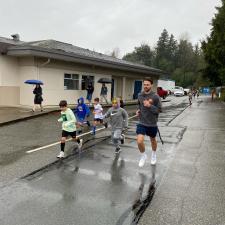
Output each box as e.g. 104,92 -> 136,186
33,87 -> 42,96
86,85 -> 94,94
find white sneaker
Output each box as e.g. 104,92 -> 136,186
139,153 -> 147,168
78,139 -> 83,150
57,151 -> 65,158
151,153 -> 157,165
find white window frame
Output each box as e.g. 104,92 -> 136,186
81,75 -> 95,90
64,73 -> 80,90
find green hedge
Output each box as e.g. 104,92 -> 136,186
221,88 -> 225,101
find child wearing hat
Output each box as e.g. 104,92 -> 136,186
103,98 -> 128,153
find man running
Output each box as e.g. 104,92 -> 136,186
136,78 -> 162,167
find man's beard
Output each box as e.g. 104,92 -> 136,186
144,88 -> 151,93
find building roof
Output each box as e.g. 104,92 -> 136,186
0,36 -> 24,54
0,36 -> 23,45
2,37 -> 166,76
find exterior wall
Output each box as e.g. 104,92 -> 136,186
0,86 -> 20,105
0,55 -> 19,86
0,55 -> 160,106
38,67 -> 112,105
113,77 -> 123,98
19,58 -> 113,106
0,55 -> 20,105
125,78 -> 135,100
112,77 -> 135,100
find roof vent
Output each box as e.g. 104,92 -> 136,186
11,34 -> 20,41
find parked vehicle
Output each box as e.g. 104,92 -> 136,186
173,86 -> 184,97
184,88 -> 190,95
157,87 -> 168,99
157,79 -> 175,94
172,86 -> 183,93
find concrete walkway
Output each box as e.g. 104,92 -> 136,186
0,102 -> 125,125
139,97 -> 225,225
0,106 -> 58,125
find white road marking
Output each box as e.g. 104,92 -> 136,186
26,115 -> 137,154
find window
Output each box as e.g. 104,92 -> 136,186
81,75 -> 94,90
64,74 -> 79,90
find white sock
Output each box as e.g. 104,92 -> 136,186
152,151 -> 156,157
141,152 -> 147,157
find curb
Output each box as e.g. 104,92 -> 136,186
0,110 -> 57,127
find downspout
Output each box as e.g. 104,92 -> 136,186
37,58 -> 51,79
40,58 -> 51,67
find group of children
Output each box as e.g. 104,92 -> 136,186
57,97 -> 128,158
188,89 -> 200,105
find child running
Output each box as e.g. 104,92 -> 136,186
73,97 -> 91,127
103,98 -> 128,154
57,100 -> 83,158
92,97 -> 106,135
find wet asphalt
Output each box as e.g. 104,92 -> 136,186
0,96 -> 190,225
139,97 -> 225,225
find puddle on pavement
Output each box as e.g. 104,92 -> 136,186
116,166 -> 157,225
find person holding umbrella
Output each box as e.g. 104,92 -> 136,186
32,84 -> 43,112
25,80 -> 44,112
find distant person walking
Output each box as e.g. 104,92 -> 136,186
136,78 -> 162,167
86,83 -> 94,105
100,83 -> 108,104
211,89 -> 216,101
192,90 -> 196,98
32,84 -> 43,112
196,90 -> 200,98
188,92 -> 192,105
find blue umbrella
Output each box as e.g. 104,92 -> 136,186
24,79 -> 44,85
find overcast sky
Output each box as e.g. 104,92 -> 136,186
0,0 -> 221,57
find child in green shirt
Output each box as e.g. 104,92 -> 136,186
57,100 -> 83,158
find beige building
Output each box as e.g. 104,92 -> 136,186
0,35 -> 165,107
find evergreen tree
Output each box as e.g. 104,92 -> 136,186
202,0 -> 225,85
122,44 -> 153,66
167,34 -> 178,72
172,39 -> 196,87
122,28 -> 207,88
155,29 -> 170,69
154,30 -> 178,73
168,34 -> 178,61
